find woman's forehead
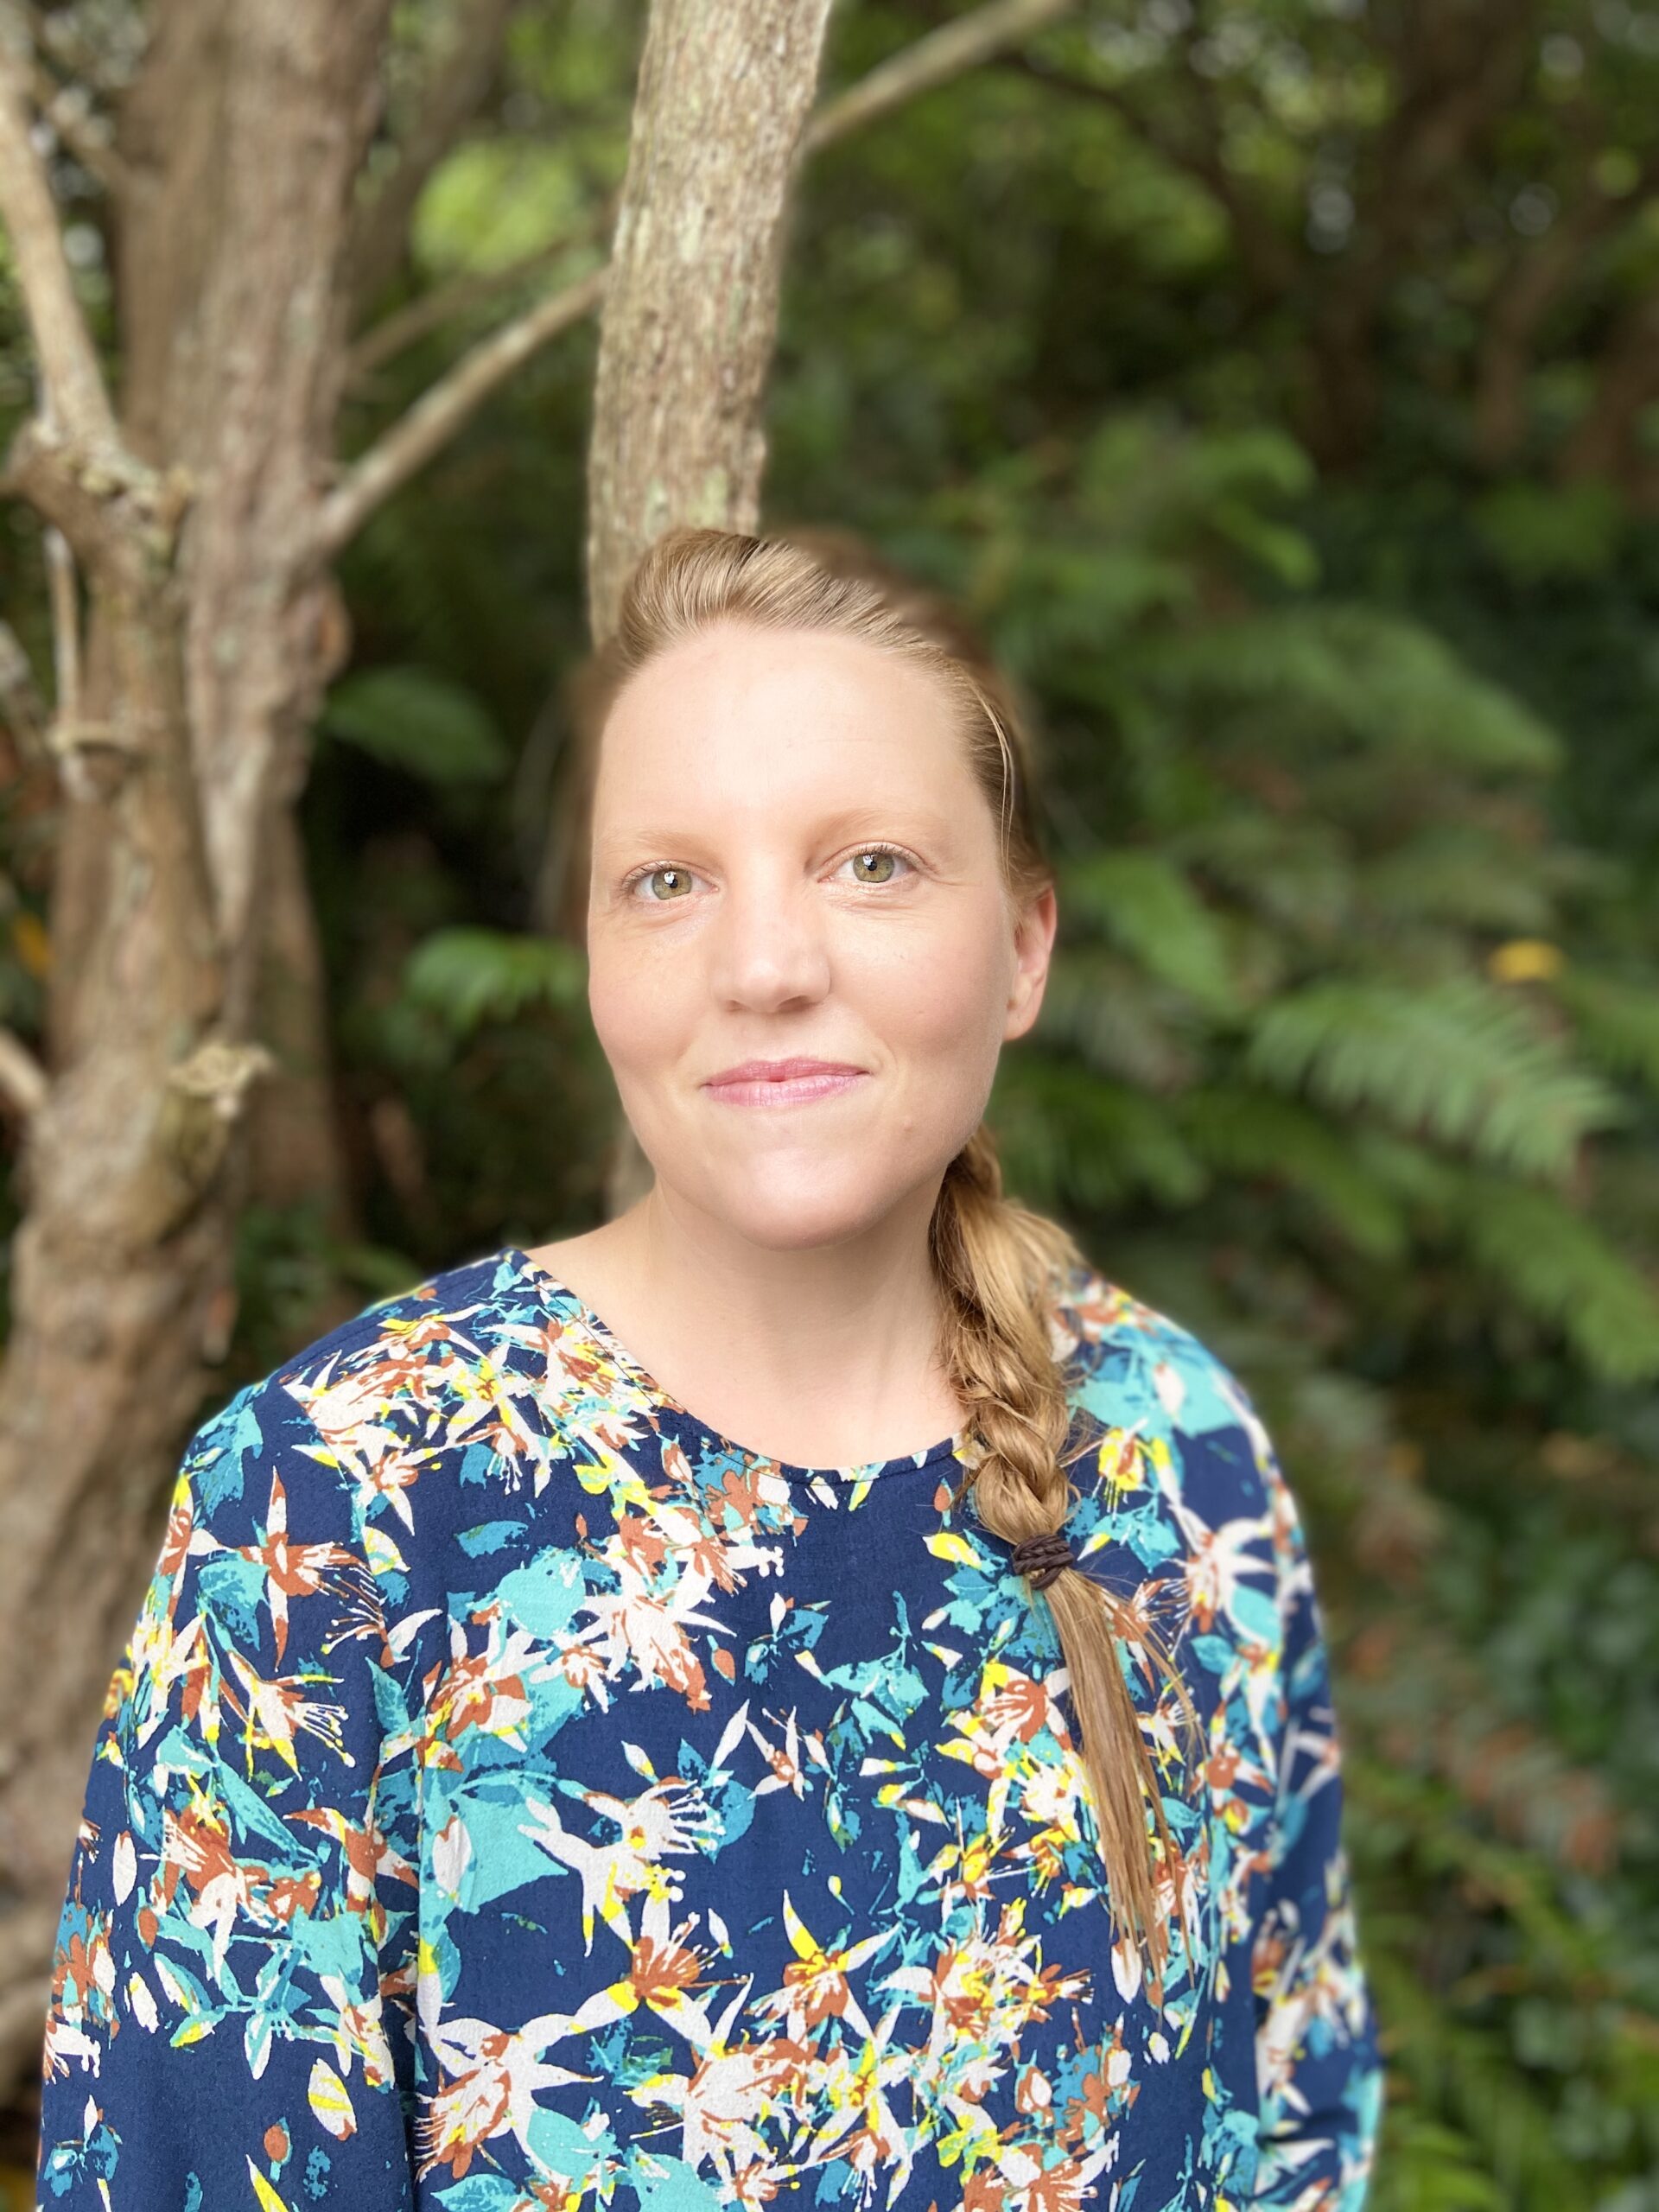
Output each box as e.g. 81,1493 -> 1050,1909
604,620 -> 953,737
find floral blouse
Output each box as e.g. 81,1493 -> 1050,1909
39,1243 -> 1385,2209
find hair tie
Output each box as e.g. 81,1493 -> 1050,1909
1009,1529 -> 1075,1591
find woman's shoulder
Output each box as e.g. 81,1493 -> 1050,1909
1049,1256 -> 1287,1535
179,1246 -> 540,1527
193,1242 -> 512,1417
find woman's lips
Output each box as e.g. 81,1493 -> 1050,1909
702,1065 -> 870,1109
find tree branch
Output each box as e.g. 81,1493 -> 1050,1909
0,4 -> 117,447
317,0 -> 1082,561
314,261 -> 607,561
43,522 -> 77,736
346,197 -> 611,385
0,618 -> 48,767
1559,292 -> 1659,485
804,0 -> 1077,150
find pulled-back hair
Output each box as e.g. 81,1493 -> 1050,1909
554,521 -> 1201,1986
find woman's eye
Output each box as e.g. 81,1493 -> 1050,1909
628,865 -> 696,903
626,847 -> 914,901
840,845 -> 912,887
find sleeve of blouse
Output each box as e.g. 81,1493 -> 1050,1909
1243,1389 -> 1387,2209
36,1370 -> 421,2209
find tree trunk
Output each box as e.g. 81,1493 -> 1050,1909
0,0 -> 392,2094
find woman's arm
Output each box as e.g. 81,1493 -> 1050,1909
1247,1399 -> 1386,2209
37,1371 -> 421,2208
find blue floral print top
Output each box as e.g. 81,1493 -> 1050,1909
39,1243 -> 1385,2210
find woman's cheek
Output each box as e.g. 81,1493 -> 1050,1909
850,917 -> 1009,1071
587,942 -> 699,1076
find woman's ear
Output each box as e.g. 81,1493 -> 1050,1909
1005,880 -> 1058,1042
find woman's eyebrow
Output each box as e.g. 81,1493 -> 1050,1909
813,804 -> 954,840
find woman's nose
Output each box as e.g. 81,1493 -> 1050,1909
709,873 -> 832,1007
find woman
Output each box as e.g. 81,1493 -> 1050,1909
37,524 -> 1385,2208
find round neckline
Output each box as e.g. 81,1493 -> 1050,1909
504,1244 -> 976,1485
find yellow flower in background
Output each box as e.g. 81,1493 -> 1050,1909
1488,938 -> 1565,983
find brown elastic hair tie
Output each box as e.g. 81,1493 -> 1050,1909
1009,1530 -> 1075,1591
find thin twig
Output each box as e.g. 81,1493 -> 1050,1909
346,196 -> 613,383
315,263 -> 607,561
804,0 -> 1077,152
43,524 -> 77,732
27,59 -> 127,196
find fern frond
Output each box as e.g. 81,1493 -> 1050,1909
1036,946 -> 1203,1090
1244,976 -> 1627,1181
1175,1085 -> 1409,1260
1445,1171 -> 1659,1383
320,665 -> 510,786
1551,963 -> 1659,1095
1058,850 -> 1240,1016
402,927 -> 585,1037
1360,1943 -> 1589,2212
1171,809 -> 1356,939
1361,829 -> 1556,935
1131,603 -> 1562,777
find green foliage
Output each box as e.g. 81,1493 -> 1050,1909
1444,1173 -> 1659,1384
320,665 -> 511,785
1134,606 -> 1563,778
883,398 -> 1659,2198
1244,976 -> 1630,1184
402,926 -> 586,1038
1471,482 -> 1630,588
412,141 -> 592,278
1060,851 -> 1242,1019
1553,966 -> 1659,1096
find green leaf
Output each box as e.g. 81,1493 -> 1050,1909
412,139 -> 592,278
1362,828 -> 1556,934
402,928 -> 585,1036
321,667 -> 510,786
1471,478 -> 1627,586
990,1057 -> 1209,1212
1176,1086 -> 1409,1261
1036,946 -> 1204,1090
1059,850 -> 1240,1016
1135,604 -> 1562,777
1171,810 -> 1356,941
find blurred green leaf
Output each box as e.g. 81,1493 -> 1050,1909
321,667 -> 511,786
403,928 -> 585,1036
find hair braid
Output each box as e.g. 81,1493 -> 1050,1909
931,1128 -> 1202,1986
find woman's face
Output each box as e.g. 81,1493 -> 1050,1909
585,619 -> 1057,1252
